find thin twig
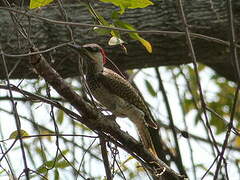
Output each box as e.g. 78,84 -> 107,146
213,81 -> 240,179
56,0 -> 74,41
171,69 -> 197,180
179,67 -> 216,156
0,48 -> 30,179
100,137 -> 112,180
1,42 -> 72,58
201,155 -> 218,179
155,68 -> 187,176
0,143 -> 16,179
176,0 -> 219,156
213,0 -> 240,178
78,138 -> 97,180
0,106 -> 103,161
46,83 -> 60,170
0,96 -> 65,102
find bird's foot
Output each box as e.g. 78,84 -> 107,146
149,161 -> 166,177
105,114 -> 117,121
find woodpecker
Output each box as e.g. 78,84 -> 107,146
69,43 -> 159,157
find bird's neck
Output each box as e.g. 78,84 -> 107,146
86,62 -> 104,76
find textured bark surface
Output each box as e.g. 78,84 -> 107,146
0,0 -> 240,82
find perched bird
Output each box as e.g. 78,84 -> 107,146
69,43 -> 159,157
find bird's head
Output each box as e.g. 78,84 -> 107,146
68,43 -> 107,73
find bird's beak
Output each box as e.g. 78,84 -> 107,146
67,43 -> 83,51
68,43 -> 95,61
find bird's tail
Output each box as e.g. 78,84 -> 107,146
135,121 -> 158,158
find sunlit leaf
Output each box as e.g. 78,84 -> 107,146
56,149 -> 69,161
114,20 -> 152,52
121,156 -> 134,165
37,160 -> 55,174
93,27 -> 111,35
108,36 -> 125,46
37,166 -> 48,174
118,156 -> 134,171
55,161 -> 70,168
87,3 -> 109,26
9,130 -> 29,139
138,37 -> 152,53
45,160 -> 55,168
99,0 -> 154,14
29,0 -> 54,9
116,19 -> 133,28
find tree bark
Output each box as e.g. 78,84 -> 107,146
0,0 -> 240,82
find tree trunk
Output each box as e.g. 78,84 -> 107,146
0,0 -> 239,82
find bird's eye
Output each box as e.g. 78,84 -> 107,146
86,47 -> 99,53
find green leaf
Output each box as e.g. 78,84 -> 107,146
145,80 -> 157,97
37,166 -> 48,174
93,27 -> 111,36
99,0 -> 154,14
195,163 -> 207,171
183,98 -> 195,113
138,37 -> 152,53
37,161 -> 55,174
74,121 -> 91,131
9,130 -> 29,139
29,0 -> 54,9
35,147 -> 47,161
55,161 -> 70,168
54,169 -> 59,180
120,156 -> 134,166
56,149 -> 69,161
111,10 -> 120,20
198,64 -> 206,71
88,5 -> 119,38
210,115 -> 226,134
56,109 -> 64,124
87,4 -> 109,26
45,160 -> 55,168
114,20 -> 152,52
114,20 -> 136,31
